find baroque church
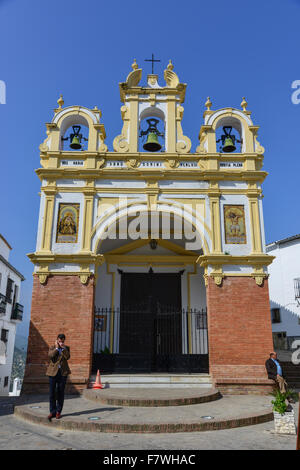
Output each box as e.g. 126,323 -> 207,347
24,59 -> 275,393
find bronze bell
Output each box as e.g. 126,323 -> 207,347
222,136 -> 236,153
143,132 -> 162,152
62,125 -> 88,150
140,118 -> 164,152
70,134 -> 82,150
218,126 -> 237,153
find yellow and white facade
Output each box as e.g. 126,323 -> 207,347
25,60 -> 275,392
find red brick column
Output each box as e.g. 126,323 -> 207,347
206,276 -> 275,394
23,275 -> 95,393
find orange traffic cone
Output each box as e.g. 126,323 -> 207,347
92,369 -> 104,389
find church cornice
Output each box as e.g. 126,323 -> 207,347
36,167 -> 268,184
197,253 -> 274,266
119,83 -> 187,103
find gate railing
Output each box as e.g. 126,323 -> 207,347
93,307 -> 208,356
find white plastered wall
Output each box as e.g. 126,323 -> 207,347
0,261 -> 22,395
267,240 -> 300,343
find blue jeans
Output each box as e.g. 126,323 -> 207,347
49,369 -> 67,415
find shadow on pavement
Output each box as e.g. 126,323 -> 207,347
0,393 -> 79,417
62,407 -> 122,418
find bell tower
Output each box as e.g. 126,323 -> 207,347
113,59 -> 191,154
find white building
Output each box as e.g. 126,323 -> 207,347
266,234 -> 300,350
0,234 -> 24,396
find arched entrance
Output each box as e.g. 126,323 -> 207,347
92,210 -> 209,374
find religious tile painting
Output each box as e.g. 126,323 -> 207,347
56,203 -> 80,243
223,205 -> 247,244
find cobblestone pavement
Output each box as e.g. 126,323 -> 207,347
0,412 -> 298,450
0,395 -> 298,450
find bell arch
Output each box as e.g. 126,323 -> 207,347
91,201 -> 211,256
208,109 -> 255,153
40,106 -> 107,153
139,106 -> 165,123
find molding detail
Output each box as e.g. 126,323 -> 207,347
176,105 -> 191,154
196,129 -> 208,154
113,106 -> 130,153
126,59 -> 142,87
38,273 -> 49,284
164,60 -> 179,88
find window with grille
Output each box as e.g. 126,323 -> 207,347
294,278 -> 300,304
1,329 -> 8,343
271,308 -> 281,323
12,284 -> 18,309
5,278 -> 14,303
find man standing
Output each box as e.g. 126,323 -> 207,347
265,351 -> 287,393
46,334 -> 71,420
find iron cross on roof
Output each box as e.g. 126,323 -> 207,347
144,53 -> 161,74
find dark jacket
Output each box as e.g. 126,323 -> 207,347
46,346 -> 71,377
265,357 -> 283,380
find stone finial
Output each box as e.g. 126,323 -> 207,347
241,96 -> 248,112
132,58 -> 138,70
57,94 -> 64,109
93,106 -> 102,118
125,59 -> 142,87
205,96 -> 212,111
164,60 -> 179,87
167,59 -> 174,71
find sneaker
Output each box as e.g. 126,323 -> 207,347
56,412 -> 61,419
48,413 -> 55,421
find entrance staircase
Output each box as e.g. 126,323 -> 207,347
88,373 -> 212,389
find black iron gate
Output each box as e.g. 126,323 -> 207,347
92,306 -> 208,373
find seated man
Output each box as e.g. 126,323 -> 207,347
265,351 -> 287,394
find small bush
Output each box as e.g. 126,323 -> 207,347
100,346 -> 110,354
271,389 -> 298,415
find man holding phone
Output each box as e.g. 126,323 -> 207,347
46,334 -> 71,420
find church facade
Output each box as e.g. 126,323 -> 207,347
24,60 -> 275,393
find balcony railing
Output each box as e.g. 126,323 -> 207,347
11,302 -> 24,321
0,293 -> 7,315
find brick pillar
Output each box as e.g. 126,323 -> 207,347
206,276 -> 275,394
23,275 -> 95,393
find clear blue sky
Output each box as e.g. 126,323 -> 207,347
1,0 -> 300,336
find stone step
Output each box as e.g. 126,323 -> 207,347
14,394 -> 275,434
83,387 -> 221,407
89,373 -> 212,389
